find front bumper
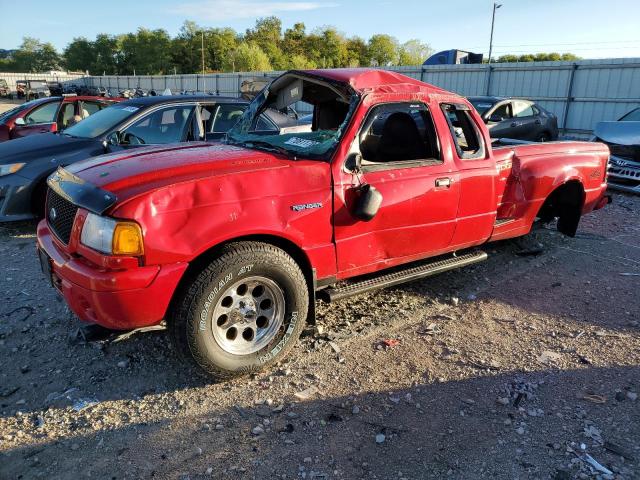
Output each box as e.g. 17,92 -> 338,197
607,155 -> 640,194
0,174 -> 38,221
37,220 -> 188,330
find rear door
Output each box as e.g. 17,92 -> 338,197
333,100 -> 461,277
440,103 -> 497,248
12,100 -> 61,139
201,103 -> 247,141
511,100 -> 538,140
485,101 -> 515,138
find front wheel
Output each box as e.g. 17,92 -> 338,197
169,242 -> 308,379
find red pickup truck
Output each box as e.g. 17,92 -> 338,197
36,69 -> 610,378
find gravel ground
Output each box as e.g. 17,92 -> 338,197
0,193 -> 638,480
0,99 -> 23,114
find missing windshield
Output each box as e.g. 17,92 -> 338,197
226,73 -> 357,160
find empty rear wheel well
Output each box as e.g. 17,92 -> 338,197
167,235 -> 316,324
536,180 -> 585,237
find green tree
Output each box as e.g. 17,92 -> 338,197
171,21 -> 201,74
367,34 -> 399,66
517,54 -> 535,62
316,27 -> 348,68
11,37 -> 61,72
229,42 -> 272,72
287,54 -> 316,69
345,37 -> 369,67
206,28 -> 240,72
93,34 -> 120,74
64,37 -> 94,72
496,54 -> 519,63
561,53 -> 580,61
398,39 -> 433,65
119,28 -> 172,74
282,23 -> 307,57
245,17 -> 285,69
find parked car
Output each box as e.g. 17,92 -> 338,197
47,81 -> 64,96
17,79 -> 51,100
0,95 -> 257,221
593,107 -> 640,194
468,96 -> 559,141
36,69 -> 610,379
0,79 -> 10,98
0,95 -> 123,143
15,81 -> 26,98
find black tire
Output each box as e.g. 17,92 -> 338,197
169,241 -> 308,379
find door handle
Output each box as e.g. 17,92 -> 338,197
510,122 -> 518,127
534,119 -> 542,125
435,177 -> 452,188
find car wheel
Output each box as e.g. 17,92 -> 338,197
169,242 -> 308,379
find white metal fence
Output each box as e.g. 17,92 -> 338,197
5,58 -> 639,135
0,72 -> 86,92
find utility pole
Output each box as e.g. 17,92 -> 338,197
201,31 -> 205,75
488,2 -> 502,64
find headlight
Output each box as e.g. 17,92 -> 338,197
80,212 -> 144,255
0,163 -> 26,177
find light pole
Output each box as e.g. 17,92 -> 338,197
201,31 -> 205,75
488,2 -> 502,64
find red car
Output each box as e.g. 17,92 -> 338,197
37,69 -> 610,378
0,96 -> 123,142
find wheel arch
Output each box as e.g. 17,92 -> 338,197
536,179 -> 585,237
167,233 -> 316,325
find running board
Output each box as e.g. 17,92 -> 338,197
318,250 -> 488,303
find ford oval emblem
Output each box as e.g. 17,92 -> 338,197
49,207 -> 57,221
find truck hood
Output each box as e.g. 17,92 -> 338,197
66,142 -> 287,200
593,121 -> 640,146
0,132 -> 96,165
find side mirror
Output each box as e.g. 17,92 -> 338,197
345,152 -> 362,173
488,114 -> 504,123
14,117 -> 25,126
353,184 -> 383,221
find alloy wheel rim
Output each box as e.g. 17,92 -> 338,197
211,276 -> 285,355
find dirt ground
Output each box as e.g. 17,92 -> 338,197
0,99 -> 23,114
0,193 -> 638,480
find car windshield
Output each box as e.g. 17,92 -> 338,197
469,99 -> 496,115
226,74 -> 356,160
0,101 -> 39,123
619,108 -> 640,121
62,104 -> 140,138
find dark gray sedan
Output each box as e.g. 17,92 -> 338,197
468,96 -> 559,141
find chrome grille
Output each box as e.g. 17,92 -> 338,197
46,188 -> 78,244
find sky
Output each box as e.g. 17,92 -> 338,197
1,0 -> 640,59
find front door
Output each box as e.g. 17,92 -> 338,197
333,101 -> 460,278
12,101 -> 60,139
107,104 -> 196,151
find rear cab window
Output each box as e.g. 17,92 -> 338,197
440,103 -> 485,160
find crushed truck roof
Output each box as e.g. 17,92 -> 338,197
297,68 -> 452,96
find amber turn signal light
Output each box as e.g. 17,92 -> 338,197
112,222 -> 144,256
